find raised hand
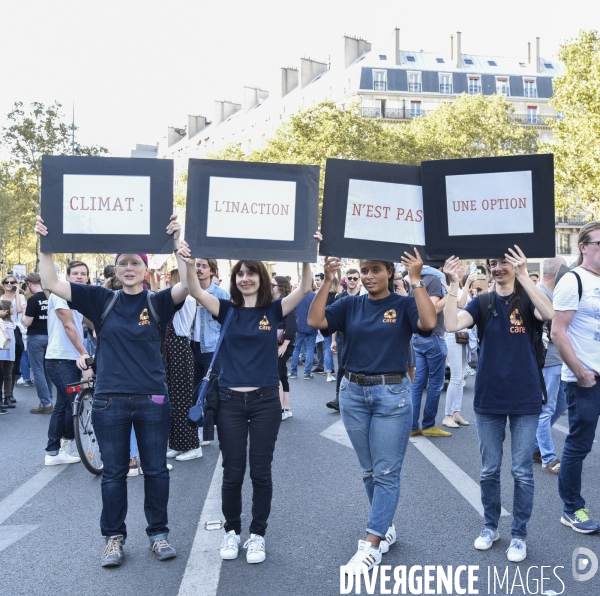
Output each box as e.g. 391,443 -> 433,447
35,215 -> 48,237
443,256 -> 462,284
505,245 -> 528,278
166,214 -> 181,239
323,256 -> 341,281
401,248 -> 424,281
177,240 -> 194,265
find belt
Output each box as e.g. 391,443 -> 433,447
344,371 -> 407,386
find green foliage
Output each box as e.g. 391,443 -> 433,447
542,30 -> 600,215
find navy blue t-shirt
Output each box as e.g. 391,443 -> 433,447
68,284 -> 181,396
216,298 -> 284,388
324,293 -> 426,375
465,293 -> 542,415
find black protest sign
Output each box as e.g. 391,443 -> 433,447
40,155 -> 174,254
422,154 -> 555,260
184,159 -> 319,262
320,158 -> 441,265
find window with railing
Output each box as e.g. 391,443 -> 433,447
496,77 -> 510,95
439,74 -> 452,94
468,77 -> 481,95
557,233 -> 571,255
410,101 -> 421,117
373,70 -> 387,91
527,106 -> 538,124
524,79 -> 537,98
408,72 -> 421,93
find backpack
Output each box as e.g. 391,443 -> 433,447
476,291 -> 548,404
92,290 -> 167,371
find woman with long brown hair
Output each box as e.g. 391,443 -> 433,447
271,276 -> 297,420
178,239 -> 314,564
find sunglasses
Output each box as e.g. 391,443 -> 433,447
346,276 -> 359,282
3,280 -> 17,285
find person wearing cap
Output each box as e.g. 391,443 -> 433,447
35,214 -> 189,568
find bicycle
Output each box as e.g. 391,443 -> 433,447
68,376 -> 103,475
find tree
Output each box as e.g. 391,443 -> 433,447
1,101 -> 108,268
541,30 -> 600,215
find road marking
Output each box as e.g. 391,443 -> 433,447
178,453 -> 224,596
320,420 -> 509,518
0,525 -> 40,553
0,466 -> 67,525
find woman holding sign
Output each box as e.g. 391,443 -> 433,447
444,247 -> 553,563
307,248 -> 436,576
178,239 -> 314,565
35,214 -> 189,568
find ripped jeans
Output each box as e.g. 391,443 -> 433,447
339,375 -> 412,538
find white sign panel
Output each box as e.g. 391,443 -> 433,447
446,170 -> 534,236
206,176 -> 296,241
63,175 -> 151,235
344,179 -> 425,245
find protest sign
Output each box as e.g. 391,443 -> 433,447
320,158 -> 440,264
185,159 -> 319,262
40,155 -> 174,254
422,154 -> 555,260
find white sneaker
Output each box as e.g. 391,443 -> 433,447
506,538 -> 527,562
175,447 -> 203,461
379,525 -> 397,554
326,376 -> 337,382
127,462 -> 140,477
284,409 -> 293,419
281,410 -> 288,421
166,449 -> 181,459
474,528 -> 499,550
45,451 -> 81,466
199,439 -> 211,446
220,530 -> 241,560
345,540 -> 382,575
243,534 -> 266,563
198,429 -> 211,446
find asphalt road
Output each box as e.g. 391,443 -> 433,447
1,373 -> 599,596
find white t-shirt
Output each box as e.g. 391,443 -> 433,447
46,293 -> 84,361
553,266 -> 600,382
172,296 -> 196,338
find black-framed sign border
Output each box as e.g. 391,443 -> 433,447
40,155 -> 174,254
320,158 -> 442,266
184,159 -> 319,262
422,153 -> 555,260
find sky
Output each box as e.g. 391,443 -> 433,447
1,0 -> 598,158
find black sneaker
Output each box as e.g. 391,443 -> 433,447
303,374 -> 313,380
151,538 -> 177,561
0,407 -> 8,415
102,535 -> 124,567
326,399 -> 340,411
312,366 -> 325,374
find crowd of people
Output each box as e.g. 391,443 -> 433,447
1,217 -> 599,577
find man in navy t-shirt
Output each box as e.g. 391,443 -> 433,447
289,291 -> 318,380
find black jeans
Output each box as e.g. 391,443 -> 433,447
216,387 -> 281,536
278,344 -> 295,392
45,359 -> 80,453
191,343 -> 220,389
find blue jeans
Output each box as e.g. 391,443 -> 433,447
316,342 -> 324,369
475,413 -> 539,539
534,365 -> 568,464
27,335 -> 54,406
92,394 -> 172,541
45,360 -> 81,454
130,428 -> 139,458
411,335 -> 448,431
323,335 -> 334,373
339,376 -> 412,538
558,381 -> 600,515
20,350 -> 31,382
290,332 -> 317,376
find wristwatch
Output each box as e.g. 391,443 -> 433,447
410,280 -> 425,289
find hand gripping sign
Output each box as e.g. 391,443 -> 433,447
421,153 -> 555,260
184,159 -> 319,262
40,155 -> 174,254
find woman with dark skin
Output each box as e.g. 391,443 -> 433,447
308,248 -> 436,575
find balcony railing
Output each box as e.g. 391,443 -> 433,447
408,83 -> 421,92
468,85 -> 482,95
524,88 -> 538,98
440,84 -> 453,94
556,245 -> 572,255
373,82 -> 387,91
556,215 -> 587,225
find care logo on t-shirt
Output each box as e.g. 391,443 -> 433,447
509,309 -> 526,333
383,309 -> 397,323
259,316 -> 272,331
139,308 -> 151,326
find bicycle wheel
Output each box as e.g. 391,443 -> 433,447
74,388 -> 103,475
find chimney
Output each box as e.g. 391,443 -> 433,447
536,37 -> 541,73
393,28 -> 400,66
456,31 -> 462,68
300,57 -> 328,88
243,87 -> 269,113
187,115 -> 207,139
214,100 -> 241,126
450,34 -> 454,60
528,41 -> 531,64
280,67 -> 299,97
342,35 -> 371,68
167,126 -> 185,147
